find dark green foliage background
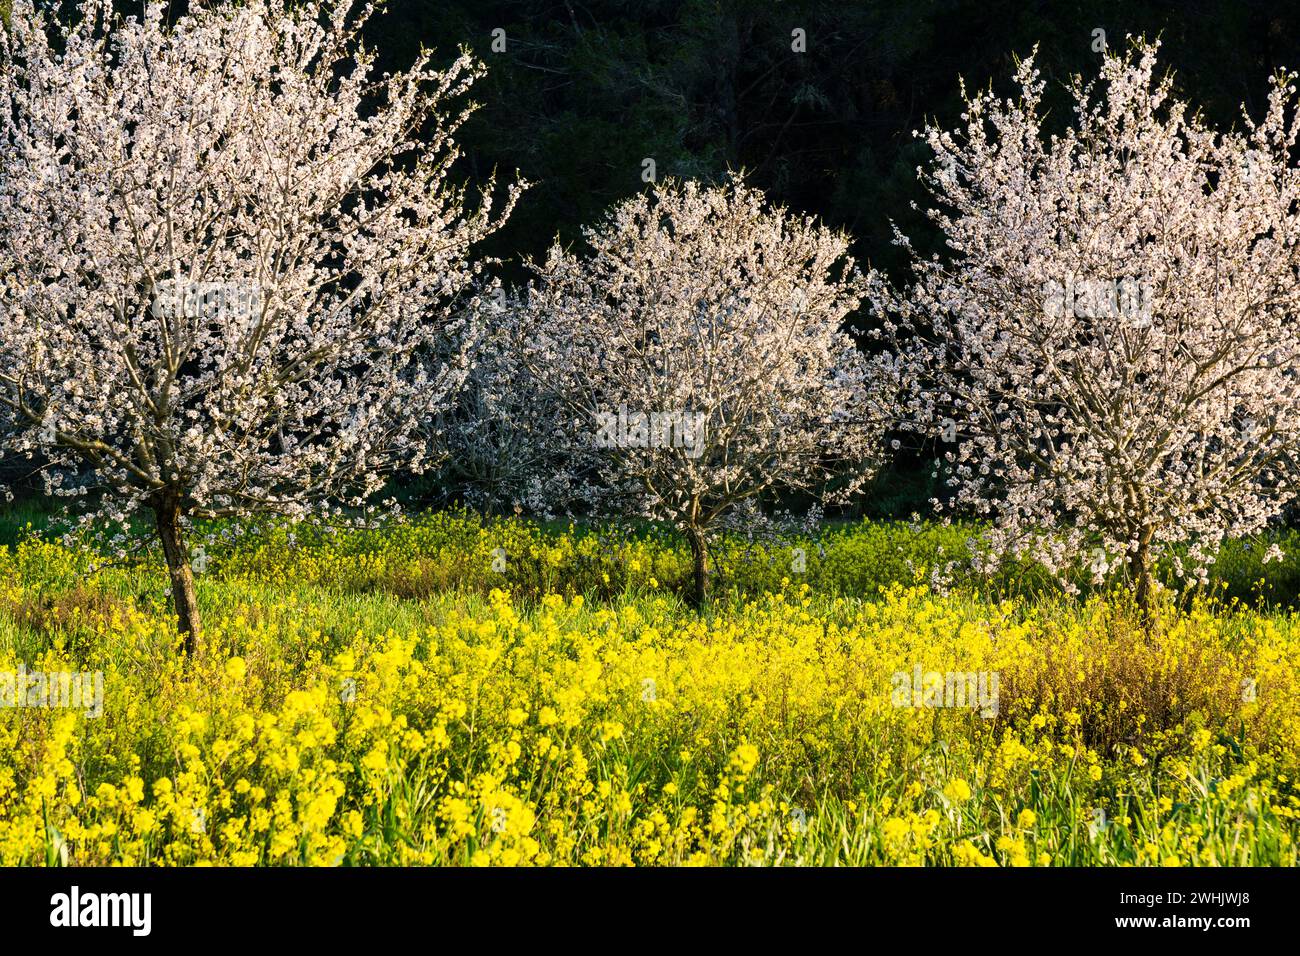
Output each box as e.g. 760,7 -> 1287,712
365,0 -> 1300,282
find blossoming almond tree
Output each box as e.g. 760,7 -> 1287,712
513,176 -> 899,605
0,0 -> 521,650
872,40 -> 1300,613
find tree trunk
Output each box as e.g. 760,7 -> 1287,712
1129,527 -> 1154,623
686,525 -> 708,609
154,496 -> 202,654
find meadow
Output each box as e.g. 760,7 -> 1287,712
0,509 -> 1297,866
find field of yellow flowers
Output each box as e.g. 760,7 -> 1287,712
0,511 -> 1297,866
